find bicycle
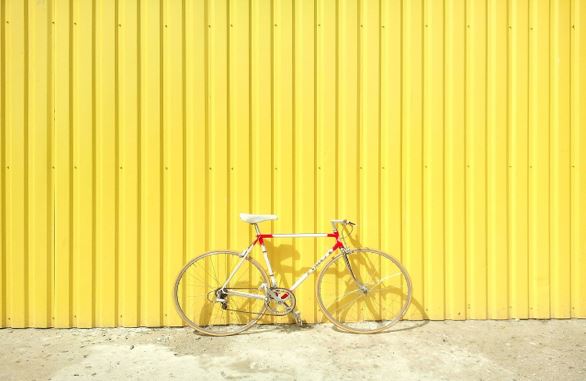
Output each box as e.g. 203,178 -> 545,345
173,214 -> 413,336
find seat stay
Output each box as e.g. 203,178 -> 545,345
220,242 -> 256,289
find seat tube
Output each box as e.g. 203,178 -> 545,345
255,223 -> 277,287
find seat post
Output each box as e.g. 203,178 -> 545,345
253,223 -> 261,236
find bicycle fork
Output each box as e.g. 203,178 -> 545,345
341,249 -> 368,294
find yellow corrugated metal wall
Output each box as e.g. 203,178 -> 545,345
1,0 -> 585,328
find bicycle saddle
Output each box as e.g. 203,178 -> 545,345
240,213 -> 278,224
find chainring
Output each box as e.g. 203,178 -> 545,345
265,288 -> 296,315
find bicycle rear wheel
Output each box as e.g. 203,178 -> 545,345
316,248 -> 412,333
173,251 -> 269,336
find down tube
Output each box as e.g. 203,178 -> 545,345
290,246 -> 339,291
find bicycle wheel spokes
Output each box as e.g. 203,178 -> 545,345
174,251 -> 269,336
317,249 -> 412,333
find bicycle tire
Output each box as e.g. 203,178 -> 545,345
316,248 -> 412,334
173,251 -> 270,336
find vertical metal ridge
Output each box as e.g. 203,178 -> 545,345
313,0 -> 318,321
570,0 -> 586,317
270,0 -> 275,217
23,0 -> 30,327
420,0 -> 425,317
355,0 -> 360,244
549,0 -> 572,318
48,0 -> 55,327
91,0 -> 97,326
204,0 -> 209,254
114,0 -> 120,327
226,0 -> 231,249
136,0 -> 143,326
0,0 -> 6,328
441,0 -> 447,314
334,0 -> 339,220
566,0 -> 572,316
181,0 -> 186,295
292,0 -> 297,280
504,0 -> 511,319
136,0 -> 142,325
545,0 -> 551,317
376,0 -> 381,249
67,0 -> 75,327
483,0 -> 489,319
463,0 -> 468,319
399,0 -> 404,273
247,0 -> 253,244
524,0 -> 531,318
158,0 -> 164,325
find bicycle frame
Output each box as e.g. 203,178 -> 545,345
221,222 -> 355,301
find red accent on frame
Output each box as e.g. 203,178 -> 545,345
256,234 -> 273,245
333,240 -> 344,250
327,231 -> 339,238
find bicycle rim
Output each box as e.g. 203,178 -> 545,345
316,248 -> 412,333
173,251 -> 269,336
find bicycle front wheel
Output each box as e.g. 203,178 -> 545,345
173,251 -> 269,336
316,248 -> 412,333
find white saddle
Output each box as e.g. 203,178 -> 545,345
240,213 -> 278,224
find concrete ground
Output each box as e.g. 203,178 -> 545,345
0,320 -> 584,381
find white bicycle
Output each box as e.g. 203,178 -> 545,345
173,214 -> 412,336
